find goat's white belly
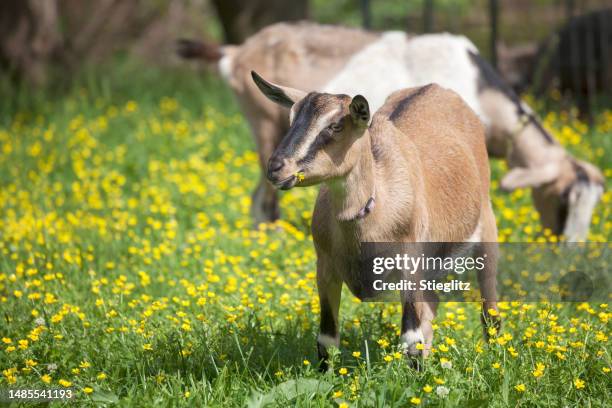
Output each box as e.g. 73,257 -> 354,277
323,31 -> 487,124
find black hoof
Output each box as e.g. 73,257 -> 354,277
317,343 -> 329,372
404,351 -> 423,371
481,312 -> 502,342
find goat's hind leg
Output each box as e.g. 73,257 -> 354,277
476,214 -> 501,342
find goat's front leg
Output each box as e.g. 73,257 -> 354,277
400,290 -> 437,362
316,258 -> 342,372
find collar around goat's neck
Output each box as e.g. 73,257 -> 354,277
333,130 -> 377,222
330,181 -> 376,222
353,193 -> 376,220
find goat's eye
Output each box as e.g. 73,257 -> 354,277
329,122 -> 344,132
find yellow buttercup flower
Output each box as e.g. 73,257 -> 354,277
574,378 -> 585,390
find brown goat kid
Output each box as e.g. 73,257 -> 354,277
251,71 -> 500,369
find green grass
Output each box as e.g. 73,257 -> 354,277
0,64 -> 610,407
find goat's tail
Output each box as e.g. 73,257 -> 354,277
176,38 -> 223,62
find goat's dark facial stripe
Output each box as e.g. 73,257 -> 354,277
277,92 -> 343,163
296,118 -> 344,166
297,129 -> 333,166
278,93 -> 319,156
572,160 -> 590,183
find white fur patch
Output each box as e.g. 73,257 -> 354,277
467,221 -> 482,243
317,333 -> 339,348
323,32 -> 484,120
218,55 -> 233,82
402,34 -> 483,118
400,328 -> 424,348
324,32 -> 411,113
564,183 -> 603,242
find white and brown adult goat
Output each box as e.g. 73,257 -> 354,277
251,71 -> 500,369
179,22 -> 604,241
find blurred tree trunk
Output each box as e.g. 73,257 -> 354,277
210,0 -> 309,44
0,0 -> 63,85
423,0 -> 434,33
0,0 -> 195,86
0,0 -> 305,85
489,0 -> 499,68
360,0 -> 371,29
565,0 -> 575,20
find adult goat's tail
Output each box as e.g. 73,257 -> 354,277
176,38 -> 223,62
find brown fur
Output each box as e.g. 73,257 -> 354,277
318,85 -> 498,360
253,73 -> 500,365
312,85 -> 497,295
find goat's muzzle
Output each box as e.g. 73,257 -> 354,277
267,155 -> 298,190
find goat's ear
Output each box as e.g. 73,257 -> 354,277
500,163 -> 561,191
350,95 -> 370,127
251,71 -> 306,108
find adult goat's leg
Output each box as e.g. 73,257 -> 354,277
401,288 -> 437,368
477,208 -> 501,341
316,257 -> 342,372
250,118 -> 281,224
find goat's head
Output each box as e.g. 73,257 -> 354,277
252,71 -> 370,190
501,158 -> 604,241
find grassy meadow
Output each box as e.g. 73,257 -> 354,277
0,66 -> 611,407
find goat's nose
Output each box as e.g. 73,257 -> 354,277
268,156 -> 285,173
